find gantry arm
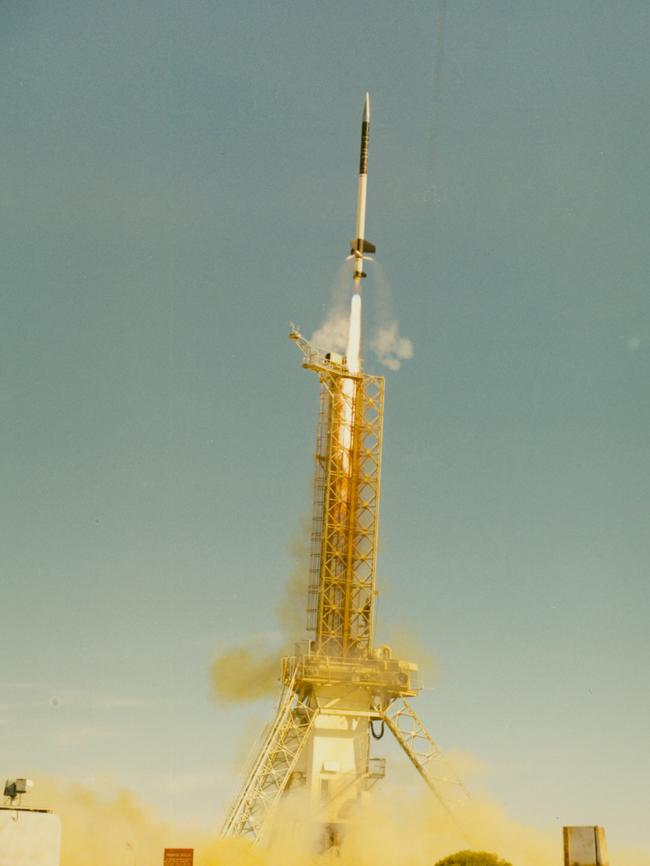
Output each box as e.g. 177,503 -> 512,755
221,670 -> 316,841
383,699 -> 470,837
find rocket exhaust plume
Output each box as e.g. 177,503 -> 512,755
346,291 -> 362,374
311,263 -> 413,372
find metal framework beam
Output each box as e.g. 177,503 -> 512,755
305,359 -> 384,658
221,670 -> 316,840
383,699 -> 470,834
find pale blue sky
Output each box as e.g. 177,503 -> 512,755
2,0 -> 649,852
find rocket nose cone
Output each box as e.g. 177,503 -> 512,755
363,92 -> 370,123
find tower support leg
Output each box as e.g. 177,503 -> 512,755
383,699 -> 470,837
221,675 -> 316,841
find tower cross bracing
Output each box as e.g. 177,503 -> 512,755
307,362 -> 383,657
220,334 -> 469,844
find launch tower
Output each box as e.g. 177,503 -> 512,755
221,95 -> 468,845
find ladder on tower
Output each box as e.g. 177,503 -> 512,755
221,668 -> 316,840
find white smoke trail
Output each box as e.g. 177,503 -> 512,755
369,321 -> 413,371
311,260 -> 352,355
367,260 -> 414,371
310,259 -> 414,372
346,291 -> 362,373
337,289 -> 362,474
311,308 -> 348,355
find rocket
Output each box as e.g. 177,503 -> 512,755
349,93 -> 376,282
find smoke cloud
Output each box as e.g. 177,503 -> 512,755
367,260 -> 414,371
368,321 -> 414,371
275,520 -> 311,646
26,775 -> 650,866
381,622 -> 440,688
311,307 -> 349,356
310,259 -> 414,371
210,523 -> 310,704
210,646 -> 279,703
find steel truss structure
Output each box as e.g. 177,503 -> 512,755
221,667 -> 316,838
220,330 -> 469,843
306,352 -> 383,657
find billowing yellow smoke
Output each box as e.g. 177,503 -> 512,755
27,776 -> 650,866
210,646 -> 279,702
211,523 -> 310,704
29,777 -> 268,866
29,778 -> 182,866
381,622 -> 440,687
275,522 -> 311,646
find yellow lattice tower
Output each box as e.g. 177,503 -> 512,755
220,332 -> 469,844
305,357 -> 383,657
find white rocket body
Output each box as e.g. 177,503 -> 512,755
350,93 -> 373,284
346,93 -> 374,375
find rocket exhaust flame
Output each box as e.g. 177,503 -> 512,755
338,291 -> 362,473
346,291 -> 362,374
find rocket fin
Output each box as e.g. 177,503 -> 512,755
349,238 -> 377,255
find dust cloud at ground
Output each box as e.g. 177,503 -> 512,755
28,775 -> 650,866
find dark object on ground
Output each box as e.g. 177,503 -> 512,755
435,851 -> 513,866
